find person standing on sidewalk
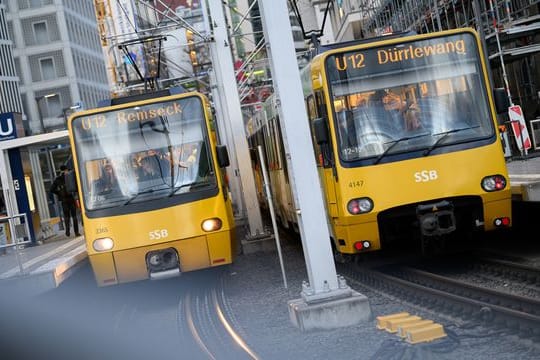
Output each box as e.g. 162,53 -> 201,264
50,165 -> 80,237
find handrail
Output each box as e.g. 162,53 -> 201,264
0,213 -> 31,275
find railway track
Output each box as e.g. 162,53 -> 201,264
339,258 -> 540,343
177,270 -> 260,360
472,257 -> 540,287
107,268 -> 259,360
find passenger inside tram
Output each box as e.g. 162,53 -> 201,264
138,155 -> 161,182
177,142 -> 199,169
93,162 -> 120,196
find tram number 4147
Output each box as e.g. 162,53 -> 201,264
348,180 -> 364,188
149,229 -> 169,240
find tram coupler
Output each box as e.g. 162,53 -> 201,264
146,247 -> 181,280
416,200 -> 456,237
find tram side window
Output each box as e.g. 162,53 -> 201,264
314,91 -> 333,168
0,193 -> 5,215
267,118 -> 279,170
306,95 -> 321,166
195,142 -> 211,180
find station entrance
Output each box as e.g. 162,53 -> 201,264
0,116 -> 72,254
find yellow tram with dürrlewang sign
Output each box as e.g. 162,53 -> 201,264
248,28 -> 512,257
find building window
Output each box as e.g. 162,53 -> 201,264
45,94 -> 61,118
39,57 -> 55,80
32,21 -> 48,44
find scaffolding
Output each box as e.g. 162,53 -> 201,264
339,0 -> 539,150
92,0 -> 212,97
286,1 -> 539,158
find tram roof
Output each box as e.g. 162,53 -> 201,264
97,86 -> 187,108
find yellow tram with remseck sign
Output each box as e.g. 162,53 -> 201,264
68,90 -> 236,286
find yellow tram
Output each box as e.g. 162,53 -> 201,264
248,28 -> 512,256
68,90 -> 236,286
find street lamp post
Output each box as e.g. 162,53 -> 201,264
34,93 -> 57,134
60,104 -> 82,130
60,108 -> 71,129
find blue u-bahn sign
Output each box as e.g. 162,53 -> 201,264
0,112 -> 35,243
0,112 -> 18,140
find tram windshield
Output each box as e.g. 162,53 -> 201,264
325,32 -> 495,161
71,96 -> 216,211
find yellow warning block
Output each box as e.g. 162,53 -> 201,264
386,315 -> 422,333
406,323 -> 447,344
376,312 -> 410,330
398,319 -> 434,338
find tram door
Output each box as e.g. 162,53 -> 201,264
39,145 -> 71,222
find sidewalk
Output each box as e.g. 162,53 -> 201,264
506,153 -> 540,201
0,233 -> 87,296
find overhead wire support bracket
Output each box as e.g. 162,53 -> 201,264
288,0 -> 332,51
118,35 -> 166,92
137,0 -> 210,42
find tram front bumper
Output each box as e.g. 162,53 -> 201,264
89,231 -> 233,287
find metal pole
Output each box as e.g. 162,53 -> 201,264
201,2 -> 244,219
257,145 -> 287,289
258,0 -> 349,301
202,0 -> 265,237
472,0 -> 495,87
35,97 -> 45,134
35,93 -> 56,134
488,0 -> 513,106
5,215 -> 25,275
433,0 -> 442,31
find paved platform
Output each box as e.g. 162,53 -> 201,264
506,153 -> 540,201
0,235 -> 87,296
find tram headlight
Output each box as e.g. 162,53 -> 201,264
347,197 -> 373,215
481,175 -> 507,192
202,218 -> 222,232
93,237 -> 114,252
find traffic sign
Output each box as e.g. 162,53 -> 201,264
508,105 -> 531,153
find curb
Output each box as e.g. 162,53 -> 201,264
0,241 -> 88,297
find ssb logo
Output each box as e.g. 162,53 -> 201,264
414,170 -> 438,182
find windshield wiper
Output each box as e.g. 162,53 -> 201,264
123,188 -> 155,205
423,126 -> 479,156
168,180 -> 210,197
374,132 -> 431,164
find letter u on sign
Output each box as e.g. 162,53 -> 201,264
0,117 -> 14,137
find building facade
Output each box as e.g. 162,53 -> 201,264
0,1 -> 22,114
6,0 -> 109,135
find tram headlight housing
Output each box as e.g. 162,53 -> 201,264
481,175 -> 507,192
93,237 -> 114,252
202,218 -> 222,232
347,197 -> 373,215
